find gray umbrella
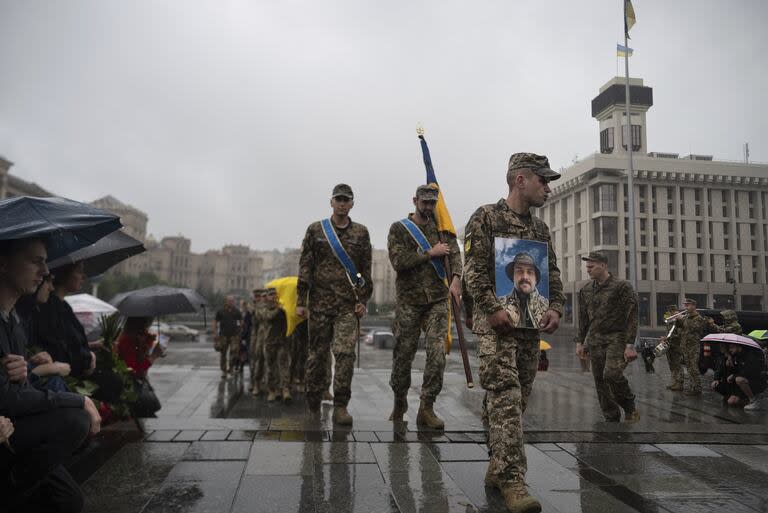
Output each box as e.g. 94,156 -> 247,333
110,286 -> 208,317
47,230 -> 145,277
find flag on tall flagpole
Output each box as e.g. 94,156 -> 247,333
616,43 -> 634,57
417,129 -> 456,353
418,133 -> 457,236
624,0 -> 636,39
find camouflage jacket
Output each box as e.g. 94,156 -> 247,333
668,312 -> 710,346
575,275 -> 638,347
297,218 -> 373,314
463,199 -> 564,337
500,288 -> 549,330
387,214 -> 461,306
714,311 -> 742,335
252,302 -> 287,344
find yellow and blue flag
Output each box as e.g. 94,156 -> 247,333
418,135 -> 456,236
624,0 -> 636,39
265,276 -> 305,336
617,43 -> 634,58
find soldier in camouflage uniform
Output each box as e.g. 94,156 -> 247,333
711,309 -> 742,335
249,289 -> 267,396
662,298 -> 709,395
574,251 -> 640,423
259,288 -> 292,402
464,153 -> 564,513
297,184 -> 373,425
387,184 -> 462,429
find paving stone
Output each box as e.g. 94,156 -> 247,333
143,461 -> 245,513
173,430 -> 205,442
183,441 -> 253,461
313,463 -> 399,513
656,444 -> 723,458
317,442 -> 377,464
443,432 -> 474,443
280,430 -> 305,442
428,443 -> 489,462
81,442 -> 189,513
371,443 -> 443,475
352,431 -> 379,442
227,430 -> 257,441
145,430 -> 180,442
200,430 -> 230,441
231,475 -> 315,513
252,430 -> 281,441
656,497 -> 761,513
245,441 -> 315,476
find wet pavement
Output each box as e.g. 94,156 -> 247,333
74,334 -> 768,513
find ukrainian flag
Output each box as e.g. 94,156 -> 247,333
624,0 -> 636,38
419,135 -> 457,236
617,43 -> 634,58
265,276 -> 305,336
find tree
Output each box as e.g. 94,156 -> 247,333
92,272 -> 167,302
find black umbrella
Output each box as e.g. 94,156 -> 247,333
110,286 -> 208,317
47,230 -> 146,277
0,196 -> 122,261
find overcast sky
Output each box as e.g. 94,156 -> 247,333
1,1 -> 766,252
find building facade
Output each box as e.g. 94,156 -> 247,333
541,77 -> 768,330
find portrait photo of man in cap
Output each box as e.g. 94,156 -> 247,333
494,239 -> 550,329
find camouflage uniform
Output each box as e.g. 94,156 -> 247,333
714,310 -> 742,335
387,213 -> 461,403
575,273 -> 638,420
668,311 -> 709,392
297,218 -> 373,408
257,300 -> 291,392
214,305 -> 242,374
290,320 -> 309,386
250,299 -> 268,390
500,289 -> 549,329
464,197 -> 564,484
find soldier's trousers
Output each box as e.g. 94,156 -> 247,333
666,338 -> 683,385
266,342 -> 291,391
681,338 -> 702,391
219,336 -> 240,373
589,342 -> 636,420
290,322 -> 309,384
389,300 -> 448,403
250,336 -> 266,388
307,310 -> 357,407
478,332 -> 540,483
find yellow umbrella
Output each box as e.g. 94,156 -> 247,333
539,340 -> 551,351
265,276 -> 305,336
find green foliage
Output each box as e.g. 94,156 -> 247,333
98,312 -> 125,347
94,272 -> 167,302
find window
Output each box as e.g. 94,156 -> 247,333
696,221 -> 703,249
681,221 -> 687,248
723,223 -> 730,250
651,186 -> 658,214
748,192 -> 756,218
667,190 -> 675,215
621,124 -> 642,151
722,192 -> 730,217
639,185 -> 647,214
602,217 -> 618,245
564,293 -> 574,324
714,294 -> 734,309
742,295 -> 763,311
593,184 -> 617,212
640,219 -> 647,247
575,192 -> 582,219
752,256 -> 759,283
668,220 -> 675,248
707,189 -> 713,217
638,293 -> 651,326
563,227 -> 570,252
694,188 -> 702,216
600,127 -> 615,154
576,223 -> 583,250
561,197 -> 569,226
670,253 -> 677,281
697,254 -> 704,281
652,219 -> 658,246
656,293 -> 678,325
684,294 -> 707,308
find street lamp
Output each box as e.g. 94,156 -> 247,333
725,260 -> 741,309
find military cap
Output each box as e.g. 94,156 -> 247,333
721,309 -> 738,321
415,184 -> 439,201
505,252 -> 541,283
332,183 -> 354,199
581,251 -> 609,264
266,287 -> 277,295
682,298 -> 697,306
508,152 -> 561,180
252,288 -> 263,295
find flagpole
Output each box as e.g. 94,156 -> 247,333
623,1 -> 637,295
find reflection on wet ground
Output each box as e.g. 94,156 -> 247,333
76,335 -> 768,512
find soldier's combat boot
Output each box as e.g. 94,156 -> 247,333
484,458 -> 501,489
251,382 -> 261,397
416,400 -> 445,429
666,383 -> 683,391
267,389 -> 278,402
624,409 -> 641,424
500,480 -> 542,513
388,394 -> 408,421
684,388 -> 702,397
322,389 -> 334,402
282,387 -> 292,403
332,406 -> 353,426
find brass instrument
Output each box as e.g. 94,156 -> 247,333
664,310 -> 689,324
654,311 -> 689,357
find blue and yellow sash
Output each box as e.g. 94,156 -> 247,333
320,218 -> 364,288
399,218 -> 447,281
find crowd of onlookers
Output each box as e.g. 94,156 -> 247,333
0,237 -> 162,512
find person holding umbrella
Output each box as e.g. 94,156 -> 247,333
709,337 -> 767,411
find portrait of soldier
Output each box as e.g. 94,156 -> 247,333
500,251 -> 549,329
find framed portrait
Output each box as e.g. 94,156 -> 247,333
494,237 -> 549,329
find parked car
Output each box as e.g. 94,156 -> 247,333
164,323 -> 200,341
371,330 -> 395,349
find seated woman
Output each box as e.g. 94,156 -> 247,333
711,342 -> 767,410
116,317 -> 164,417
15,274 -> 71,393
33,262 -> 95,379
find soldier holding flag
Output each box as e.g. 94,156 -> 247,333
387,184 -> 462,429
296,184 -> 373,425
